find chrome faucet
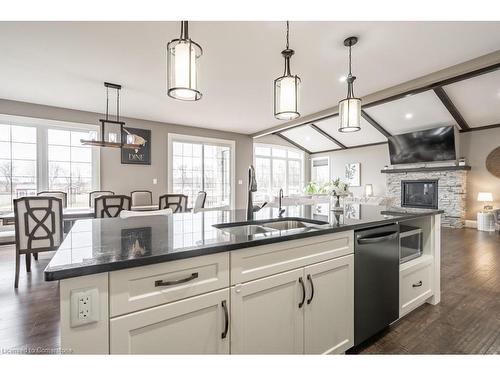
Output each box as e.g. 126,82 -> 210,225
278,188 -> 285,217
247,165 -> 267,221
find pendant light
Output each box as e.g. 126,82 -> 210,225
167,21 -> 202,101
338,36 -> 361,133
274,21 -> 301,120
81,82 -> 143,149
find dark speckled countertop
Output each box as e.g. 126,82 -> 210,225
44,204 -> 442,281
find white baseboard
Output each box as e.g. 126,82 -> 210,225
465,220 -> 477,228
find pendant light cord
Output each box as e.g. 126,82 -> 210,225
348,44 -> 352,76
105,86 -> 109,121
286,21 -> 289,50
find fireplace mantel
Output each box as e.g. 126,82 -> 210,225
381,165 -> 471,174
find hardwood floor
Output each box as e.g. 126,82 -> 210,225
0,228 -> 498,354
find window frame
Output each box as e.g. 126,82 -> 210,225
311,156 -> 330,185
167,133 -> 235,209
253,143 -> 305,200
0,114 -> 100,211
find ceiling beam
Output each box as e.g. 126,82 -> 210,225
251,51 -> 500,138
432,86 -> 470,130
458,123 -> 500,133
275,133 -> 312,154
360,110 -> 392,138
309,124 -> 347,149
309,141 -> 388,155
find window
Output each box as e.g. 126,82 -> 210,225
0,118 -> 100,212
253,144 -> 304,202
0,125 -> 37,212
311,157 -> 330,185
169,134 -> 234,209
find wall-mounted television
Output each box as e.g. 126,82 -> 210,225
387,126 -> 457,165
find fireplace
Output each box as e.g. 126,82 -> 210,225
401,180 -> 438,209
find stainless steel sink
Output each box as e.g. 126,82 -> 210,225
213,217 -> 328,236
216,224 -> 271,236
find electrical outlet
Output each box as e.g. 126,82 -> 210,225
70,288 -> 99,327
153,178 -> 158,185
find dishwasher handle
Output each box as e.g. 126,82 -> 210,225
357,231 -> 399,244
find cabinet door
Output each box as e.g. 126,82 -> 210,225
304,255 -> 354,354
231,268 -> 304,354
110,289 -> 230,354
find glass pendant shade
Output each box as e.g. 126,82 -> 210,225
167,22 -> 202,101
338,97 -> 361,132
274,75 -> 301,120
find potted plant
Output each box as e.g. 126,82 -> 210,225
322,178 -> 349,211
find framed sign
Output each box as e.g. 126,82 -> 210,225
345,162 -> 361,187
121,127 -> 151,165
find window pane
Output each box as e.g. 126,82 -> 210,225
272,148 -> 286,158
255,146 -> 271,156
272,159 -> 286,195
0,142 -> 11,159
288,150 -> 302,160
48,129 -> 70,145
49,161 -> 70,177
0,125 -> 10,142
255,157 -> 271,203
49,145 -> 71,161
12,143 -> 36,160
288,160 -> 302,195
12,160 -> 36,177
71,146 -> 92,163
71,131 -> 90,146
71,162 -> 92,178
11,126 -> 36,143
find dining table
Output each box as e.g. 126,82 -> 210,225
0,207 -> 95,226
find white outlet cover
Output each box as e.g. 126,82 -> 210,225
238,179 -> 243,185
153,178 -> 158,184
70,287 -> 100,328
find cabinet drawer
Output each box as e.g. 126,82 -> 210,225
400,258 -> 433,317
231,231 -> 354,284
110,252 -> 229,317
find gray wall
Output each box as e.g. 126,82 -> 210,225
0,99 -> 253,209
314,143 -> 390,198
314,128 -> 500,219
460,128 -> 500,219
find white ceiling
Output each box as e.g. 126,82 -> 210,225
443,69 -> 500,127
281,125 -> 340,153
0,21 -> 500,134
363,90 -> 457,135
314,116 -> 387,147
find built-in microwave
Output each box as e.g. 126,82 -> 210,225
399,225 -> 423,264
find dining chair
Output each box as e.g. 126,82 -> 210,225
37,191 -> 67,208
94,195 -> 131,218
131,190 -> 153,206
119,208 -> 173,218
89,190 -> 115,207
158,194 -> 188,213
13,196 -> 63,288
194,191 -> 207,210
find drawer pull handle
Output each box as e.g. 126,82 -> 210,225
221,300 -> 229,339
306,274 -> 314,305
298,277 -> 306,308
155,272 -> 199,287
412,281 -> 423,288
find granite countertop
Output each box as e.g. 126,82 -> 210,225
44,204 -> 443,281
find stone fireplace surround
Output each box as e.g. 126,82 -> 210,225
383,166 -> 470,228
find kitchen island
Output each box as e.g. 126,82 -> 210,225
45,204 -> 442,354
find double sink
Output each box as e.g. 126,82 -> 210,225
212,217 -> 329,237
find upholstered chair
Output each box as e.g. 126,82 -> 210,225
131,190 -> 153,207
193,191 -> 207,210
37,191 -> 67,208
158,194 -> 188,213
13,196 -> 63,288
89,190 -> 115,207
94,195 -> 131,218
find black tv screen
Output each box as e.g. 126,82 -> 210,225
388,126 -> 456,165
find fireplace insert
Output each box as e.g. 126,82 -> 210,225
401,180 -> 438,209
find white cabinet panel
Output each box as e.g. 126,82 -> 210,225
231,268 -> 304,354
304,255 -> 354,354
110,288 -> 230,354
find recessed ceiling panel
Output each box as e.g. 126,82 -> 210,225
443,69 -> 500,128
363,91 -> 456,135
280,125 -> 340,153
314,116 -> 387,147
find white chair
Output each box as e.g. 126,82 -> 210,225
37,191 -> 67,208
13,196 -> 63,288
0,224 -> 16,246
131,190 -> 153,206
89,190 -> 114,207
194,191 -> 207,210
119,208 -> 173,218
94,195 -> 131,218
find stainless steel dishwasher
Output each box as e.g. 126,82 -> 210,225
354,224 -> 400,346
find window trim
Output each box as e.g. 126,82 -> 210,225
0,114 -> 100,210
253,142 -> 305,198
167,133 -> 236,209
